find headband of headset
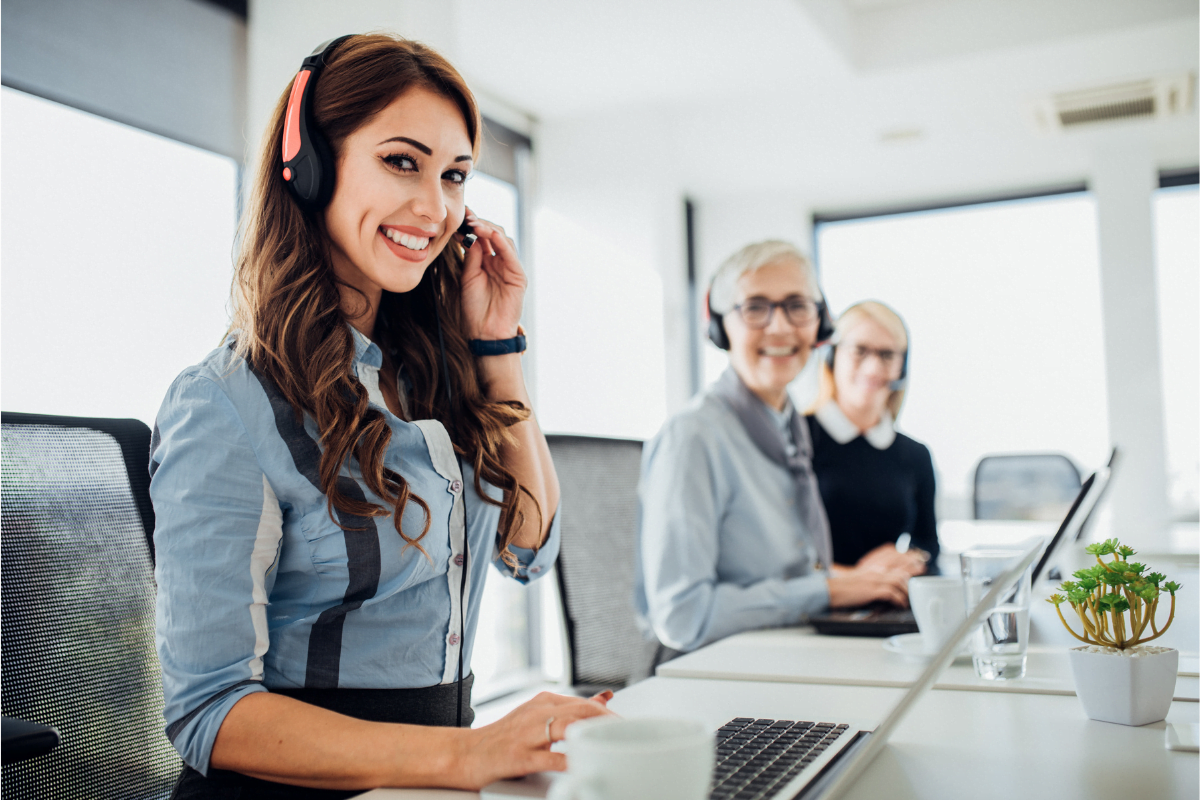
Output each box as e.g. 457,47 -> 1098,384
706,289 -> 835,351
282,35 -> 353,212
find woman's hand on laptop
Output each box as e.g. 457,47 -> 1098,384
827,567 -> 910,608
452,689 -> 615,789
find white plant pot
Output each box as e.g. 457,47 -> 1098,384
1068,646 -> 1178,726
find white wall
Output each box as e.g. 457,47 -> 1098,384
1092,145 -> 1172,543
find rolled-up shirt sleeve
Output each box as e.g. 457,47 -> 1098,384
150,372 -> 277,775
494,507 -> 561,584
638,418 -> 829,653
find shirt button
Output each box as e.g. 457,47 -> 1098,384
529,566 -> 542,574
453,554 -> 464,567
450,479 -> 463,494
448,633 -> 460,646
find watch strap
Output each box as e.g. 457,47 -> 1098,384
469,334 -> 527,356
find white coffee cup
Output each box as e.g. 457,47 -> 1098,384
548,717 -> 714,800
908,576 -> 967,654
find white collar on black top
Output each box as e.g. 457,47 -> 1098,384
814,400 -> 897,450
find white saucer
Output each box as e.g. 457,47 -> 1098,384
883,632 -> 971,661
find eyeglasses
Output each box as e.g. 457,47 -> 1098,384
847,344 -> 902,367
731,296 -> 819,329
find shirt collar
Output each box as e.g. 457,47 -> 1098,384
765,396 -> 796,428
814,400 -> 896,450
348,325 -> 383,369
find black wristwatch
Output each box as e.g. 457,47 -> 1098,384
469,331 -> 527,356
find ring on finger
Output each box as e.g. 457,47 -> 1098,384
545,716 -> 556,744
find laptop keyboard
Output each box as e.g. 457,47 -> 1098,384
711,718 -> 850,800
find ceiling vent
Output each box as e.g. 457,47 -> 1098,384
1031,74 -> 1194,133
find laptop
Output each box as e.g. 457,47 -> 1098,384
1025,446 -> 1116,585
483,544 -> 1041,800
809,449 -> 1116,637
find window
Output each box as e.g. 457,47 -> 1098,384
1,87 -> 238,425
1154,184 -> 1199,515
814,193 -> 1111,518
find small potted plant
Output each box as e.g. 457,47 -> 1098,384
1048,538 -> 1181,726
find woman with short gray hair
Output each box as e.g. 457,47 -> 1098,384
635,241 -> 911,656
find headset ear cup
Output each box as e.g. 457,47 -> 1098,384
282,37 -> 350,212
308,125 -> 337,208
708,313 -> 730,350
285,89 -> 335,210
816,300 -> 835,344
888,347 -> 909,391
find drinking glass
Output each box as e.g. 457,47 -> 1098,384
960,549 -> 1032,680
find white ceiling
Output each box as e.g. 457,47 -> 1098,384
454,0 -> 1198,209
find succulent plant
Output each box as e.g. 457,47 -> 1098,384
1047,538 -> 1181,649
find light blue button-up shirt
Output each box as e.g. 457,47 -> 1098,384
635,382 -> 830,654
150,330 -> 559,774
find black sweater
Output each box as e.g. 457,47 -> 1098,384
805,414 -> 940,571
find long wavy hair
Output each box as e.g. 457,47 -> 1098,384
232,33 -> 534,565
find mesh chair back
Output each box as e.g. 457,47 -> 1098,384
546,434 -> 657,691
973,453 -> 1083,521
1,412 -> 180,799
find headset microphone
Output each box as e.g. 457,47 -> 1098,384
457,220 -> 477,250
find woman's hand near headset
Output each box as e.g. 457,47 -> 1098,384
458,208 -> 526,341
448,690 -> 615,790
455,208 -> 561,550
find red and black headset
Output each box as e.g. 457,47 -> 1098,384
281,36 -> 352,211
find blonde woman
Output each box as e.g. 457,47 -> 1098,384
807,301 -> 939,576
635,243 -> 912,658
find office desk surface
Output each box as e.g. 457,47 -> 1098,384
358,677 -> 1198,800
657,627 -> 1200,701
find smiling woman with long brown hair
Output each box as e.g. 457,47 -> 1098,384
150,34 -> 608,799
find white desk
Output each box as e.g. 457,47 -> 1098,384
359,677 -> 1199,800
355,520 -> 1200,798
656,627 -> 1200,701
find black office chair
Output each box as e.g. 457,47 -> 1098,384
1,412 -> 181,799
973,453 -> 1083,521
546,434 -> 658,693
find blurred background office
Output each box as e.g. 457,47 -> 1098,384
2,0 -> 1196,702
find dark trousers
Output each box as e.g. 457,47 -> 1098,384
171,675 -> 474,800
